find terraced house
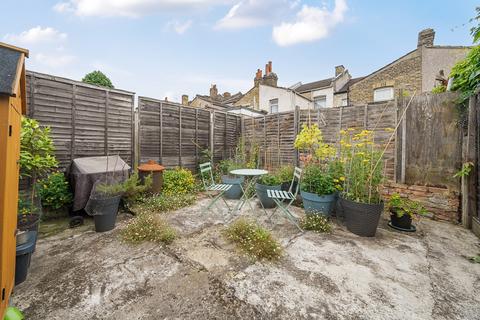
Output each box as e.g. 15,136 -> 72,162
348,28 -> 470,105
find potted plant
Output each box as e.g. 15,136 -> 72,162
338,129 -> 384,237
86,177 -> 125,232
277,165 -> 295,191
387,193 -> 428,231
294,124 -> 340,216
255,173 -> 282,208
300,165 -> 338,216
218,159 -> 244,199
18,117 -> 58,231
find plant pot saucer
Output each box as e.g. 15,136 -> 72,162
388,221 -> 416,232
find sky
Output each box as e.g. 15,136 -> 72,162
0,0 -> 477,102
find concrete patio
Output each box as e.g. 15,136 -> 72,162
11,198 -> 480,320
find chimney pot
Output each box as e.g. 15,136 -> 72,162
265,63 -> 269,76
418,28 -> 435,47
335,65 -> 345,77
181,94 -> 189,106
268,61 -> 272,74
210,84 -> 218,98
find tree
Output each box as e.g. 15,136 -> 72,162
82,70 -> 114,89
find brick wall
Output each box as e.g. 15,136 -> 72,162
234,86 -> 259,109
381,182 -> 460,222
349,50 -> 422,106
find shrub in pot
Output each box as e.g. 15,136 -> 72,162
218,159 -> 244,199
85,178 -> 125,232
387,193 -> 428,231
338,129 -> 384,237
277,165 -> 295,192
300,165 -> 338,216
255,174 -> 282,208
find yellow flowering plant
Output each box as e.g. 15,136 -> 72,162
294,124 -> 336,164
339,129 -> 384,204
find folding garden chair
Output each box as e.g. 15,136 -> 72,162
267,167 -> 303,231
199,162 -> 232,214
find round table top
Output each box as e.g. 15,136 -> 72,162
230,169 -> 268,176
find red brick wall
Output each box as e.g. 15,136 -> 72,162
381,182 -> 460,222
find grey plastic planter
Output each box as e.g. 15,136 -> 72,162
221,175 -> 244,199
301,191 -> 336,216
340,196 -> 384,237
15,231 -> 37,286
89,195 -> 122,232
255,183 -> 281,208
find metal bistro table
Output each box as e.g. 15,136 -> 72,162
230,169 -> 268,215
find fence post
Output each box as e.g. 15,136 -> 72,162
462,94 -> 478,228
29,73 -> 35,118
210,111 -> 214,164
71,84 -> 76,161
294,106 -> 300,167
179,105 -> 182,168
401,97 -> 407,184
105,90 -> 109,156
263,115 -> 267,168
224,113 -> 228,159
277,112 -> 281,167
195,108 -> 199,165
131,96 -> 136,168
159,102 -> 163,164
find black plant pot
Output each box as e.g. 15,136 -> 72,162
340,196 -> 383,237
390,211 -> 412,229
88,195 -> 122,232
15,231 -> 37,286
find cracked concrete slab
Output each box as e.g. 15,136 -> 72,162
10,198 -> 480,320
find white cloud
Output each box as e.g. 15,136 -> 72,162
3,26 -> 67,45
53,0 -> 230,18
165,20 -> 193,34
34,52 -> 76,69
216,0 -> 299,30
272,0 -> 348,46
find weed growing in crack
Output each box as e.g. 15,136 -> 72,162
122,213 -> 176,244
224,219 -> 282,261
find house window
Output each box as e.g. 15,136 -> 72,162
373,87 -> 394,102
341,98 -> 348,107
313,96 -> 327,109
269,99 -> 279,113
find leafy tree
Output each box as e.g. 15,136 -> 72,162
82,70 -> 114,89
450,7 -> 480,104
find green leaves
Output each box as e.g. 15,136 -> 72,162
20,117 -> 58,178
301,165 -> 337,195
37,172 -> 73,210
387,193 -> 429,218
82,70 -> 114,89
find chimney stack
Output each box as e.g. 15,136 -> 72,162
254,69 -> 263,86
418,28 -> 435,47
182,94 -> 189,106
210,84 -> 218,98
335,65 -> 345,77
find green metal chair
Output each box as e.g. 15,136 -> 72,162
267,167 -> 303,231
199,162 -> 232,214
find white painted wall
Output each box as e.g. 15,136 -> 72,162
311,86 -> 334,108
259,85 -> 312,113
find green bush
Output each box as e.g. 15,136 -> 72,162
163,168 -> 196,195
301,165 -> 337,195
301,214 -> 332,233
37,172 -> 72,210
82,70 -> 114,88
121,214 -> 176,244
225,219 -> 282,261
123,172 -> 152,203
257,173 -> 282,186
277,166 -> 294,183
431,85 -> 446,94
387,193 -> 429,218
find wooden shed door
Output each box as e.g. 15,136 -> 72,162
0,96 -> 22,317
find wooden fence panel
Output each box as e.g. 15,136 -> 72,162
26,71 -> 135,170
138,97 -> 241,171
